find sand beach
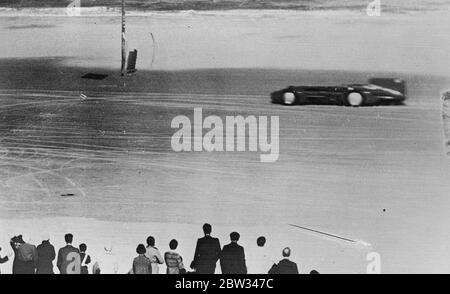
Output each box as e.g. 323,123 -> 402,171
0,6 -> 450,273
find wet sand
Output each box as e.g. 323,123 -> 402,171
1,11 -> 450,274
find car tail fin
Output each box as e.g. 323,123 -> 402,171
368,78 -> 406,96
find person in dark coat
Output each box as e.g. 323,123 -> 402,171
219,232 -> 247,274
36,234 -> 56,274
10,235 -> 38,274
190,223 -> 221,274
268,247 -> 299,274
57,234 -> 80,274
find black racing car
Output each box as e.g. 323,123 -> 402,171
271,78 -> 406,106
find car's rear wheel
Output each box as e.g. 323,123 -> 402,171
282,92 -> 296,105
345,92 -> 364,107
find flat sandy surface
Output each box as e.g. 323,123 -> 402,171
0,9 -> 450,274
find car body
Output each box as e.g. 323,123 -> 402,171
270,78 -> 406,106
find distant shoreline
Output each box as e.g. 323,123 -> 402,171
0,0 -> 447,13
0,1 -> 354,11
1,0 -> 342,11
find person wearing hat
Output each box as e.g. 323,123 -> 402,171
10,235 -> 38,274
57,233 -> 81,274
36,233 -> 56,274
219,232 -> 247,274
247,236 -> 275,274
10,235 -> 24,274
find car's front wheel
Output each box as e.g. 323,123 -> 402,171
282,92 -> 296,105
345,92 -> 364,107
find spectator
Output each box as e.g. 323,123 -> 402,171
268,247 -> 299,274
164,239 -> 185,274
248,236 -> 274,274
92,244 -> 119,274
310,269 -> 320,274
219,232 -> 247,274
10,235 -> 23,274
190,223 -> 221,274
57,233 -> 81,274
0,246 -> 11,274
36,234 -> 56,274
10,235 -> 38,274
145,236 -> 164,274
133,244 -> 152,274
79,243 -> 91,274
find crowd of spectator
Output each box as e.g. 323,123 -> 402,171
0,223 -> 318,274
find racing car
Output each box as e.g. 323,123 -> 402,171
270,78 -> 406,106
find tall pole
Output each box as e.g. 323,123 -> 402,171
121,0 -> 126,76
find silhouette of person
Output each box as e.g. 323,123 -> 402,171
36,234 -> 56,274
57,234 -> 80,274
164,239 -> 185,274
133,244 -> 152,274
220,232 -> 247,274
190,223 -> 221,274
268,247 -> 299,274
